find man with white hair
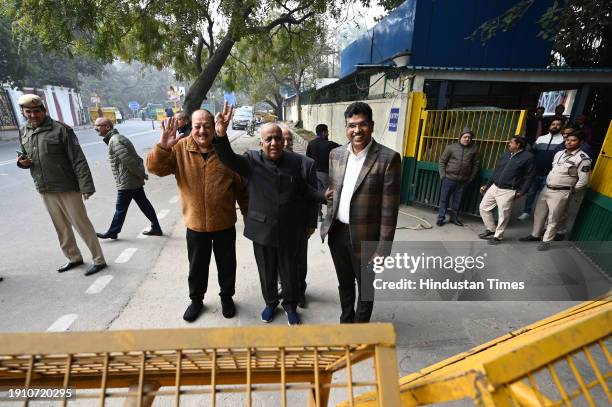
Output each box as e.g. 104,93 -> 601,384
213,103 -> 317,325
16,94 -> 106,276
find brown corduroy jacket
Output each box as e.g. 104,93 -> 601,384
146,136 -> 248,232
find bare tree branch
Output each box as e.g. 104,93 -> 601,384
204,11 -> 215,57
195,33 -> 205,73
229,51 -> 255,79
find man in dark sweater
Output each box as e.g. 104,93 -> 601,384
479,136 -> 535,244
306,124 -> 339,221
517,118 -> 564,221
437,129 -> 480,226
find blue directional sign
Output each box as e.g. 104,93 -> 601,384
223,92 -> 236,107
128,101 -> 140,111
388,108 -> 400,132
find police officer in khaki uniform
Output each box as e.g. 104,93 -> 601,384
16,94 -> 107,276
520,132 -> 591,251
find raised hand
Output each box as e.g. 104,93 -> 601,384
159,117 -> 180,149
215,101 -> 234,137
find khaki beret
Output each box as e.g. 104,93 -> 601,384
17,94 -> 43,108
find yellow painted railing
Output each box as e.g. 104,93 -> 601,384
340,295 -> 611,407
416,109 -> 526,170
0,324 -> 400,407
588,120 -> 612,198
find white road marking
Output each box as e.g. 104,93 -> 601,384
85,275 -> 114,294
169,195 -> 179,204
47,314 -> 78,332
157,209 -> 170,219
115,248 -> 138,263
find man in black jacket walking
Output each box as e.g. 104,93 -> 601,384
306,124 -> 339,221
213,103 -> 317,326
479,136 -> 535,244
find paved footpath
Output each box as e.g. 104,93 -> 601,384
107,131 -> 575,406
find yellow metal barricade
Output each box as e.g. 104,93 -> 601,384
588,120 -> 612,197
0,324 -> 401,406
342,295 -> 611,406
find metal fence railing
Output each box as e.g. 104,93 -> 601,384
0,324 -> 401,406
417,109 -> 526,171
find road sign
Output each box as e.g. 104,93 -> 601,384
90,95 -> 100,104
128,101 -> 140,111
388,108 -> 400,132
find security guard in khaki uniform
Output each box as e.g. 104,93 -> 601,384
16,94 -> 107,275
520,132 -> 591,251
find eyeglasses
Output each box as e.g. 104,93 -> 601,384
346,121 -> 372,130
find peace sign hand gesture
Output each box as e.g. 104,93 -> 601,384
215,101 -> 234,137
159,117 -> 180,149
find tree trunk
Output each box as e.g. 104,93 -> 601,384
265,93 -> 284,120
294,72 -> 304,128
183,34 -> 235,116
274,93 -> 283,120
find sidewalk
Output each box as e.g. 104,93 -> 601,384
109,132 -> 574,405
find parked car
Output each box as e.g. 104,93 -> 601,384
232,108 -> 254,130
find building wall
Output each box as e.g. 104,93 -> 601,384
285,94 -> 409,154
5,86 -> 84,127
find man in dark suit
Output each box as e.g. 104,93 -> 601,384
281,125 -> 318,307
321,102 -> 401,323
213,103 -> 317,325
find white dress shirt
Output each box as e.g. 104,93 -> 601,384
337,139 -> 373,223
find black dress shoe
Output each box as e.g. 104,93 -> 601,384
221,298 -> 236,319
183,301 -> 204,322
488,237 -> 502,245
96,232 -> 118,239
436,219 -> 444,226
450,218 -> 464,227
478,230 -> 495,239
519,235 -> 541,242
142,228 -> 163,236
57,260 -> 84,272
537,242 -> 551,251
84,263 -> 107,276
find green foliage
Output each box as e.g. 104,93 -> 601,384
222,18 -> 328,111
0,13 -> 103,88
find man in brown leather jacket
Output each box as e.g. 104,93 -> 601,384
147,109 -> 248,323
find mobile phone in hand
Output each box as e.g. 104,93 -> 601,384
16,149 -> 28,159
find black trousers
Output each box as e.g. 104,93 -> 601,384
296,232 -> 308,298
254,242 -> 298,311
107,187 -> 161,235
186,226 -> 236,302
328,221 -> 373,323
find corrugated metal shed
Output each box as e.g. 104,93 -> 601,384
340,0 -> 556,78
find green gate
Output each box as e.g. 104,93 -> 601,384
408,108 -> 526,216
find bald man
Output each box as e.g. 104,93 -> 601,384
213,105 -> 318,325
281,126 -> 318,307
147,110 -> 248,323
95,117 -> 162,240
